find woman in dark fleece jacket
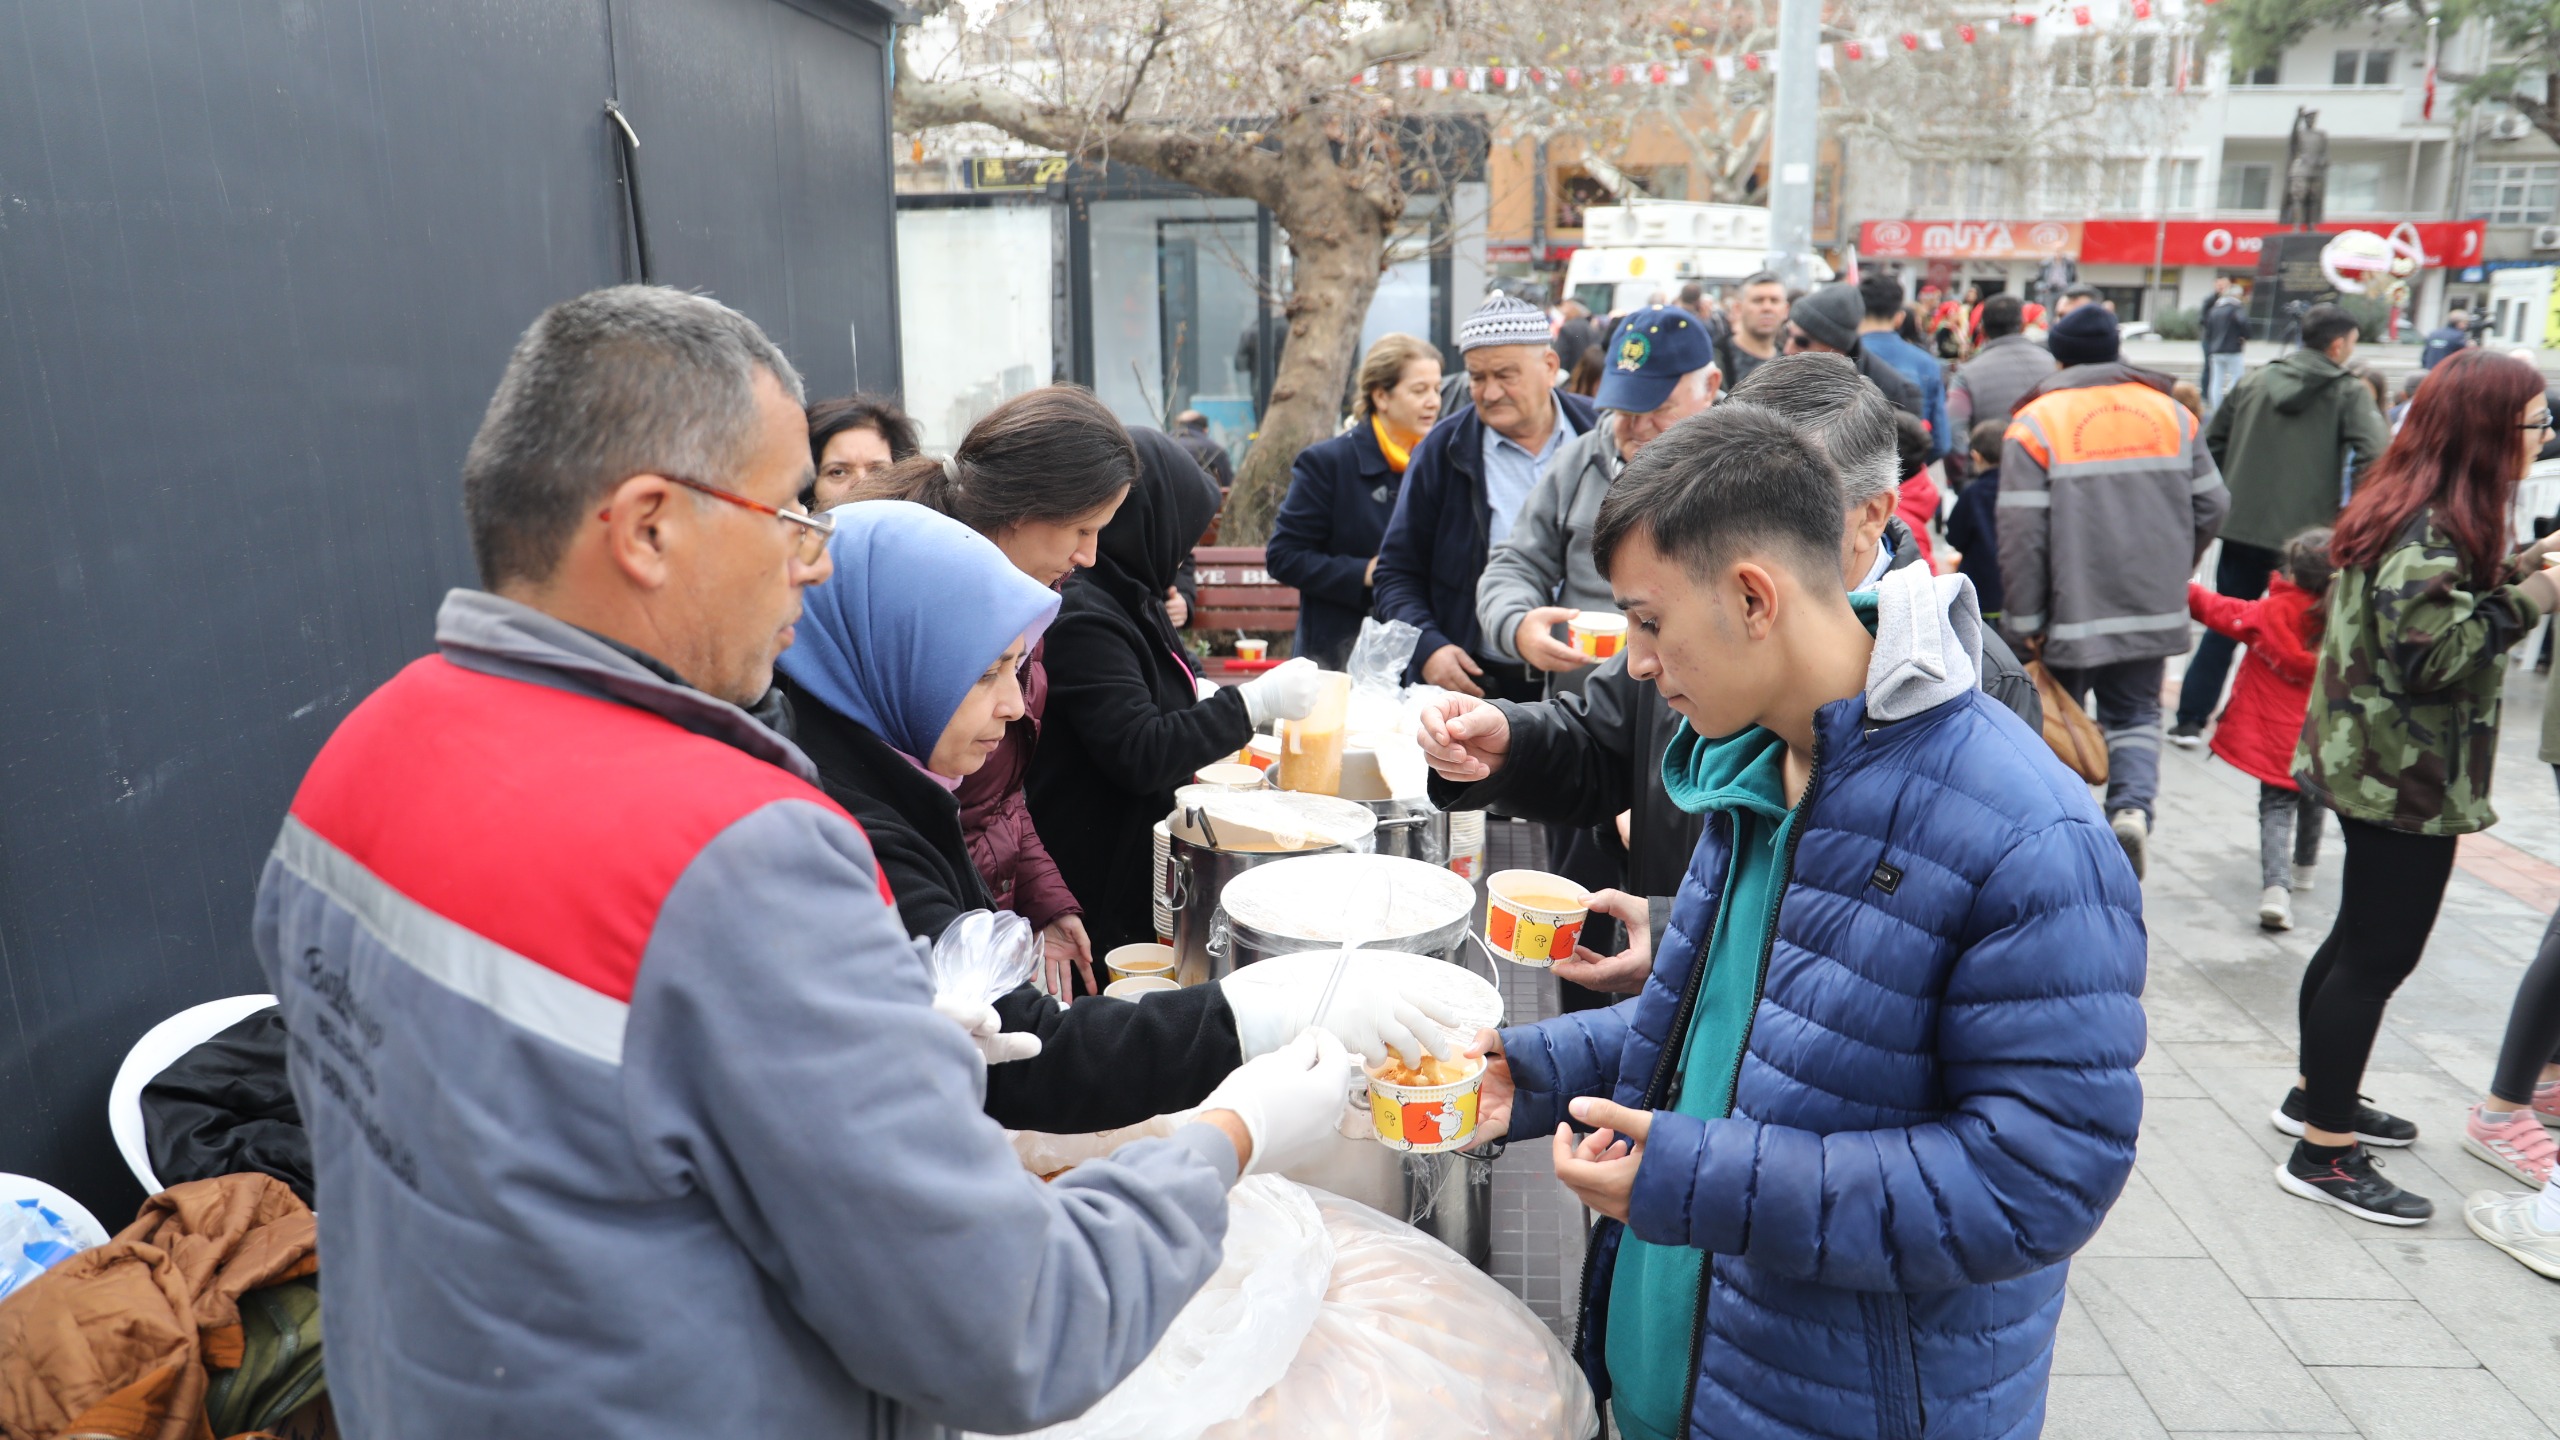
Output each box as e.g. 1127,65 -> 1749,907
778,501 -> 1450,1134
1027,429 -> 1325,959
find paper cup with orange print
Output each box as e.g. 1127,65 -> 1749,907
1569,611 -> 1627,660
1234,638 -> 1269,662
1366,1057 -> 1485,1153
1484,869 -> 1591,967
1104,942 -> 1178,984
1103,975 -> 1179,1000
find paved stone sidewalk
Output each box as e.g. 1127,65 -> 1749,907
2054,658 -> 2560,1439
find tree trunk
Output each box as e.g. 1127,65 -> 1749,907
1219,123 -> 1393,546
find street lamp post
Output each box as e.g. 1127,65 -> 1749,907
1765,0 -> 1820,288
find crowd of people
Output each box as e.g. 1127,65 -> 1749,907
198,254 -> 2560,1440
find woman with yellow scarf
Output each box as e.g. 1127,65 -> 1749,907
1266,333 -> 1444,667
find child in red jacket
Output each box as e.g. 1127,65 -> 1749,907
2187,528 -> 2334,932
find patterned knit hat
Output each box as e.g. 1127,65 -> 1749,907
1457,292 -> 1554,352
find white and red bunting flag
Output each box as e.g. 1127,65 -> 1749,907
1713,54 -> 1737,80
2130,0 -> 2153,18
1900,32 -> 1920,50
1816,44 -> 1834,70
1842,39 -> 1865,61
1467,65 -> 1487,91
1956,23 -> 1976,43
1672,60 -> 1692,84
1565,65 -> 1585,86
1647,60 -> 1668,84
1489,65 -> 1507,89
1357,66 -> 1379,85
2072,5 -> 2094,25
1742,51 -> 1764,72
1397,64 -> 1416,88
1608,63 -> 1628,85
1920,29 -> 1944,49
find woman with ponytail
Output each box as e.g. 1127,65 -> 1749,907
2274,348 -> 2560,1226
1266,333 -> 1444,667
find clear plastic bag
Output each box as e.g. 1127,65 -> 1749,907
1345,618 -> 1421,702
928,909 -> 1040,1008
981,1175 -> 1334,1440
0,1175 -> 109,1302
1200,1188 -> 1596,1440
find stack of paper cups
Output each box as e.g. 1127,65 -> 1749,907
1152,820 -> 1174,942
1448,810 -> 1486,883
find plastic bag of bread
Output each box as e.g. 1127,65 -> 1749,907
978,1174 -> 1332,1440
1200,1187 -> 1594,1439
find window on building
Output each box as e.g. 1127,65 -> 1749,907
2061,37 -> 2097,88
2123,36 -> 2157,88
1908,159 -> 1957,215
2329,160 -> 2384,213
2232,53 -> 2281,86
2164,157 -> 2201,210
1963,160 -> 2012,216
2039,159 -> 2091,214
2467,162 -> 2560,224
2218,161 -> 2275,210
2332,49 -> 2393,86
2101,158 -> 2147,212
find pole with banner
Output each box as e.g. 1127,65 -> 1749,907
1766,0 -> 1820,289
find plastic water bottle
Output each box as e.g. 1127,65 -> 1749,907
0,1197 -> 90,1301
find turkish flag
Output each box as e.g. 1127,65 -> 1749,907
1957,24 -> 1976,43
2073,5 -> 2092,24
1609,63 -> 1627,85
1844,40 -> 1864,60
1743,52 -> 1763,71
1490,66 -> 1506,88
1901,32 -> 1919,50
1648,61 -> 1667,84
2131,0 -> 2152,17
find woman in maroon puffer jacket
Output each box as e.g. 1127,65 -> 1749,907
831,386 -> 1136,995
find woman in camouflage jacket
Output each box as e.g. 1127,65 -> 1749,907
2277,350 -> 2560,1227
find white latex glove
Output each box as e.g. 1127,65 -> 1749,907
1239,656 -> 1324,728
1193,674 -> 1222,703
931,994 -> 1044,1066
1220,953 -> 1466,1066
1199,1028 -> 1366,1176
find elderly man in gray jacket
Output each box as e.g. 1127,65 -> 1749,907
1478,304 -> 1719,701
253,286 -> 1359,1440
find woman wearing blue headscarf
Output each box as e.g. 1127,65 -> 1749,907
778,502 -> 1460,1134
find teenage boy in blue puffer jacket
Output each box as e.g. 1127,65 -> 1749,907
1463,401 -> 2147,1440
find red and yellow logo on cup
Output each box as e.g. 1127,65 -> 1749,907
1570,611 -> 1627,660
1367,1058 -> 1485,1153
1485,869 -> 1590,967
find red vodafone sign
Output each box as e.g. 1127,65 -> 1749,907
2079,220 -> 2484,268
1861,218 -> 2486,270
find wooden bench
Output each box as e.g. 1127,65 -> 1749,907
1189,546 -> 1299,633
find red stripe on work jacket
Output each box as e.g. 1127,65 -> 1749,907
289,656 -> 889,1002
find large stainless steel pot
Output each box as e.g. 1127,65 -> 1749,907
1162,792 -> 1378,987
1213,867 -> 1502,1270
1213,853 -> 1476,971
1359,795 -> 1450,867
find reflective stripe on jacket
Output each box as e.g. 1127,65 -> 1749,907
1998,363 -> 2228,669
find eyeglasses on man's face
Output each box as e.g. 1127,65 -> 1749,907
661,473 -> 833,565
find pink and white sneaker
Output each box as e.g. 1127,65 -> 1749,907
2463,1103 -> 2559,1186
2533,1079 -> 2560,1128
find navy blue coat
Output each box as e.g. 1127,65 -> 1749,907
1264,421 -> 1398,669
1372,393 -> 1598,681
1501,687 -> 2146,1440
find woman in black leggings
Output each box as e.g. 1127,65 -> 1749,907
2280,347 -> 2560,1226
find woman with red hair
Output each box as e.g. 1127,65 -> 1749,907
2276,349 -> 2560,1226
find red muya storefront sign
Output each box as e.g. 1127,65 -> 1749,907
1859,219 -> 2487,269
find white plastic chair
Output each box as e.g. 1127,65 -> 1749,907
107,994 -> 279,1195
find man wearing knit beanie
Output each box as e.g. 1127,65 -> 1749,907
1781,282 -> 1925,422
1374,292 -> 1598,698
1999,296 -> 2229,878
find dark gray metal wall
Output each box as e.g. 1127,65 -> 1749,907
0,0 -> 901,1221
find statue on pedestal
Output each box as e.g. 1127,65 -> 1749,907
2283,107 -> 2328,229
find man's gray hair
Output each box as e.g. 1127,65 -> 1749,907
462,286 -> 804,589
1724,352 -> 1899,506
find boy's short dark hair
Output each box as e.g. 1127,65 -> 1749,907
2300,303 -> 2359,352
1593,402 -> 1845,586
1978,294 -> 2025,339
1969,418 -> 2007,464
